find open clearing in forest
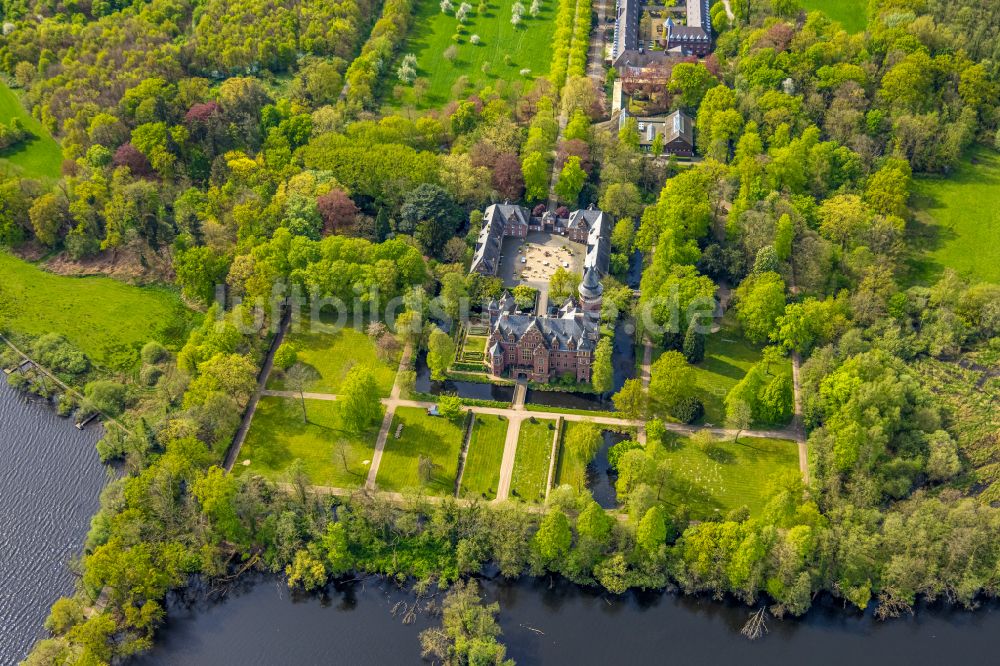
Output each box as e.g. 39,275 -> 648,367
908,147 -> 1000,285
0,251 -> 195,370
392,0 -> 556,108
237,397 -> 380,488
375,406 -> 466,496
800,0 -> 867,33
657,434 -> 800,519
912,351 -> 1000,504
0,81 -> 62,181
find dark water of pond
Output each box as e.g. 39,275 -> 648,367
524,388 -> 606,411
0,382 -> 106,664
610,321 -> 635,393
414,351 -> 516,402
136,574 -> 1000,666
586,430 -> 629,509
625,248 -> 643,288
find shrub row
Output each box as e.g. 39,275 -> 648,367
345,0 -> 415,108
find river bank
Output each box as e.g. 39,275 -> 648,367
0,381 -> 105,664
136,574 -> 1000,665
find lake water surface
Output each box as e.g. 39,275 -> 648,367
137,575 -> 1000,665
0,382 -> 105,663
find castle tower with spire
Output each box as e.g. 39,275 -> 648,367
578,266 -> 603,319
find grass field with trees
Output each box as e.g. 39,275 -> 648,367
0,252 -> 194,370
800,0 -> 867,33
689,325 -> 791,426
656,434 -> 800,518
459,413 -> 509,499
908,148 -> 1000,285
391,0 -> 556,108
0,81 -> 62,180
376,406 -> 466,495
268,326 -> 399,396
509,417 -> 556,502
237,397 -> 380,487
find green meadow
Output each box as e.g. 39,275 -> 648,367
801,0 -> 867,33
908,147 -> 1000,285
657,435 -> 800,519
509,417 -> 556,502
0,251 -> 195,370
0,80 -> 62,181
237,397 -> 379,488
376,406 -> 466,496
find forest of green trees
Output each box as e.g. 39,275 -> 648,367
1,0 -> 999,661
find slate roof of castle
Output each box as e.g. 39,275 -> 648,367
579,209 -> 612,276
471,203 -> 531,274
493,313 -> 599,352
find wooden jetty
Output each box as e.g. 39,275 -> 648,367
75,412 -> 100,430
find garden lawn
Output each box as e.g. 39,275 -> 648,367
0,80 -> 62,181
689,324 -> 790,427
268,326 -> 398,396
510,417 -> 556,502
376,406 -> 466,495
394,0 -> 556,108
800,0 -> 867,33
908,147 -> 1000,285
0,251 -> 195,370
462,334 -> 489,360
236,397 -> 380,488
554,420 -> 590,490
656,435 -> 799,519
459,414 -> 509,499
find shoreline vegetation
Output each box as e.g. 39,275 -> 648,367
0,0 -> 998,662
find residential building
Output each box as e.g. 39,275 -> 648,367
619,109 -> 696,156
662,0 -> 712,56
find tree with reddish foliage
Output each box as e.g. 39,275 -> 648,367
469,141 -> 500,169
185,101 -> 221,124
492,153 -> 524,201
533,203 -> 547,216
703,53 -> 721,78
761,22 -> 795,52
112,143 -> 154,178
317,189 -> 359,236
184,101 -> 227,157
557,139 -> 592,174
555,205 -> 569,218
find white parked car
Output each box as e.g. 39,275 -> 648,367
520,257 -> 526,264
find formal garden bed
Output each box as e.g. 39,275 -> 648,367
509,417 -> 557,502
459,414 -> 509,499
375,406 -> 466,496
